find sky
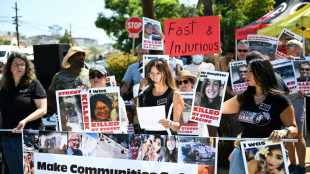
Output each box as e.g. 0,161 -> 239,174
0,0 -> 197,45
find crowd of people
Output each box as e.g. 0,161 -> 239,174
0,35 -> 308,173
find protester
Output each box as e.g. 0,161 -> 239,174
184,55 -> 215,77
81,65 -> 128,133
284,39 -> 307,174
222,58 -> 297,173
129,134 -> 141,160
0,53 -> 47,173
214,47 -> 235,72
233,65 -> 247,84
47,46 -> 91,112
138,58 -> 184,134
162,135 -> 178,162
247,145 -> 285,174
175,70 -> 209,137
67,132 -> 83,156
175,70 -> 197,92
121,44 -> 149,97
297,62 -> 310,82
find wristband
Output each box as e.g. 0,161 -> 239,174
283,127 -> 291,138
170,121 -> 173,129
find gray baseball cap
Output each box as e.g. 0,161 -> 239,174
89,64 -> 107,75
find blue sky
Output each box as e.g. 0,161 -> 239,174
0,0 -> 197,45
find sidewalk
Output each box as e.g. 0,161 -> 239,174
218,130 -> 310,174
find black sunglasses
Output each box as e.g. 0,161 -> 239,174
238,49 -> 248,53
89,73 -> 105,79
177,80 -> 189,85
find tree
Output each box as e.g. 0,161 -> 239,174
48,24 -> 63,38
233,0 -> 275,22
58,29 -> 73,45
95,0 -> 196,53
0,39 -> 10,45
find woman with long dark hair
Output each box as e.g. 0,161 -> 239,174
199,78 -> 222,110
0,53 -> 47,173
138,58 -> 184,135
222,58 -> 297,173
162,135 -> 178,162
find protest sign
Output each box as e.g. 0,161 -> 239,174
271,59 -> 298,93
142,17 -> 164,50
56,89 -> 86,131
275,29 -> 302,59
169,57 -> 184,77
241,141 -> 288,174
142,55 -> 169,78
164,16 -> 220,56
88,87 -> 122,133
190,71 -> 228,127
229,60 -> 248,92
178,92 -> 199,135
247,35 -> 278,60
293,57 -> 310,93
26,131 -> 219,174
105,76 -> 117,87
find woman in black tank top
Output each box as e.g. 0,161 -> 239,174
138,58 -> 184,135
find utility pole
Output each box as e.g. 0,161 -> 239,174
12,2 -> 21,47
69,23 -> 72,36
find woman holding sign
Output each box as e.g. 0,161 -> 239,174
222,58 -> 297,174
138,58 -> 184,135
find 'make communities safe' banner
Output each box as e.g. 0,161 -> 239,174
164,16 -> 220,56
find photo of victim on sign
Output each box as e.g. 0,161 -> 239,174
190,71 -> 228,127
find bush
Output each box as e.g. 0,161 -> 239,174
105,52 -> 138,100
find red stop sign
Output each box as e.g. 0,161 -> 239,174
126,17 -> 143,34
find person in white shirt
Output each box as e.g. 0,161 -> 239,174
183,55 -> 215,77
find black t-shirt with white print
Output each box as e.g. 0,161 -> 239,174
238,94 -> 291,138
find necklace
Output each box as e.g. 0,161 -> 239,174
254,93 -> 267,98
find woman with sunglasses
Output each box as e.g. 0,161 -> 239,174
222,58 -> 297,174
80,65 -> 128,132
175,70 -> 196,92
138,58 -> 184,134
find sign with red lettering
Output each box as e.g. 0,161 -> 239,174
88,87 -> 122,133
190,71 -> 229,127
126,17 -> 143,38
142,17 -> 164,50
164,16 -> 220,56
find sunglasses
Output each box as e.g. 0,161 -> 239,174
89,73 -> 105,79
300,68 -> 310,71
238,71 -> 247,74
177,80 -> 189,85
238,49 -> 248,53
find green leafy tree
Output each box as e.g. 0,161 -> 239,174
220,9 -> 249,51
58,29 -> 73,45
233,0 -> 275,22
95,0 -> 196,53
0,39 -> 10,45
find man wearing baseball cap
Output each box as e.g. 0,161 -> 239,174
47,46 -> 91,112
